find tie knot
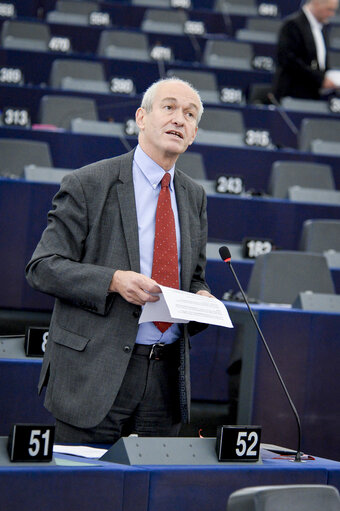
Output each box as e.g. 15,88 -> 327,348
161,173 -> 171,189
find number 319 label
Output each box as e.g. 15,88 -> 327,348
216,425 -> 261,462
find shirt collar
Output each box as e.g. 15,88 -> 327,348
303,5 -> 323,31
134,144 -> 175,191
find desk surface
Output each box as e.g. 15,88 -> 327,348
143,455 -> 340,511
229,303 -> 340,461
0,437 -> 149,511
190,302 -> 340,462
1,437 -> 340,511
1,301 -> 340,462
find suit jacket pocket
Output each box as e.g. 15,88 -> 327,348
53,325 -> 91,352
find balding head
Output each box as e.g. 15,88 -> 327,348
305,0 -> 339,23
140,77 -> 204,125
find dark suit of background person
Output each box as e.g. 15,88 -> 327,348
25,79 -> 212,444
272,0 -> 338,100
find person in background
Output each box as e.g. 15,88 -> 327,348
272,0 -> 339,100
26,77 -> 213,444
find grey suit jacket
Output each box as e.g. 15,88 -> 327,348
26,149 -> 210,428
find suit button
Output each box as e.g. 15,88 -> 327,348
123,345 -> 131,353
133,310 -> 141,318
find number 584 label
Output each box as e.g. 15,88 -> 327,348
7,424 -> 55,462
216,425 -> 261,462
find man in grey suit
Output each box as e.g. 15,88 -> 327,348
26,77 -> 213,443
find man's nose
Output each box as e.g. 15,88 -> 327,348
172,109 -> 185,124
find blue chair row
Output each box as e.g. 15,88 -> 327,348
2,83 -> 340,150
1,176 -> 340,309
1,126 -> 340,189
0,7 -> 232,44
2,1 -> 339,54
0,43 -> 274,94
4,0 -> 298,31
9,0 -> 301,15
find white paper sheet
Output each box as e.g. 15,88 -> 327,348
139,285 -> 233,328
53,444 -> 107,458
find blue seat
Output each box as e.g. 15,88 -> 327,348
227,485 -> 340,511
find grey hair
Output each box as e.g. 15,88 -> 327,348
140,77 -> 204,124
305,0 -> 337,4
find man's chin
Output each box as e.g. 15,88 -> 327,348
164,141 -> 188,156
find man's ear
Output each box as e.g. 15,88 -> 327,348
135,107 -> 146,130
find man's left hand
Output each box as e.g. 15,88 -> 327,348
196,290 -> 215,299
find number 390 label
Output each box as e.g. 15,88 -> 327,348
216,425 -> 261,462
7,424 -> 55,462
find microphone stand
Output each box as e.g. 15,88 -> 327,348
267,92 -> 299,137
224,255 -> 302,462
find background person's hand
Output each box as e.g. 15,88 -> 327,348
322,76 -> 337,89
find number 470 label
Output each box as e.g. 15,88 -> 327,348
216,425 -> 261,462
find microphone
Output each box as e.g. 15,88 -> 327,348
187,33 -> 202,63
267,92 -> 299,137
219,246 -> 302,462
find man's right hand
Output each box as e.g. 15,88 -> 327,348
109,270 -> 161,306
322,76 -> 336,89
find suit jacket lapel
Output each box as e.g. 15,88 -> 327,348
300,10 -> 319,66
116,151 -> 140,273
174,171 -> 191,292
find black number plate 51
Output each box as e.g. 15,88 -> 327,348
7,424 -> 55,462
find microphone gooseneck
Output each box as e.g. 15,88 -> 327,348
219,246 -> 302,462
267,92 -> 299,137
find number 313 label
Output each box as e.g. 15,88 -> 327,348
216,425 -> 261,462
7,424 -> 55,462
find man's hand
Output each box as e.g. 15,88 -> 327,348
109,270 -> 161,306
322,76 -> 336,89
196,289 -> 215,299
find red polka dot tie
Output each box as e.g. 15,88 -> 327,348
152,172 -> 179,333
